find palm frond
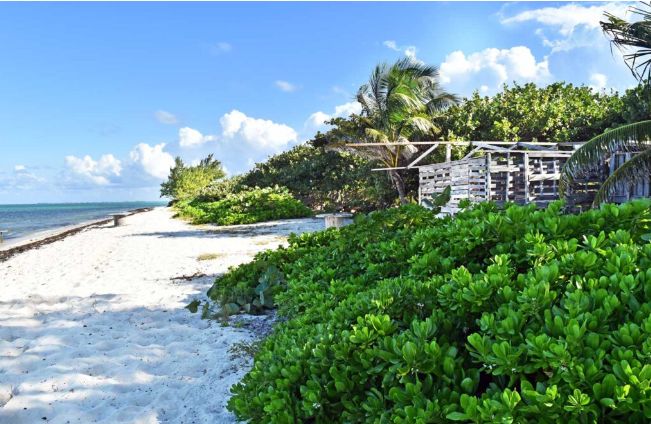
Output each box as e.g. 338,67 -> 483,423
425,91 -> 459,112
404,115 -> 435,134
601,2 -> 651,81
365,128 -> 390,143
560,120 -> 651,194
593,148 -> 651,205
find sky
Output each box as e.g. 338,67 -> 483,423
0,1 -> 640,204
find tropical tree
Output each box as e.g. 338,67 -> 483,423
561,3 -> 651,205
330,58 -> 457,203
160,154 -> 226,202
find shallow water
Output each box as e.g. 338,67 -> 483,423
0,201 -> 165,241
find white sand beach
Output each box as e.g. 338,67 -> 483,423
0,208 -> 322,423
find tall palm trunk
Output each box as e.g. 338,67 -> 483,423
389,170 -> 407,204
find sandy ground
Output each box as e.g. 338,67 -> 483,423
0,207 -> 323,423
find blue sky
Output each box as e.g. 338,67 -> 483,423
0,1 -> 639,203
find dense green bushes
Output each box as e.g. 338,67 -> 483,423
175,186 -> 313,226
241,143 -> 396,211
209,199 -> 651,422
440,82 -> 625,143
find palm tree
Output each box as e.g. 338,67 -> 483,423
561,3 -> 651,205
346,58 -> 457,204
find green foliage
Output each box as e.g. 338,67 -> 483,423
210,199 -> 651,423
175,186 -> 313,226
620,84 -> 651,123
160,154 -> 226,202
196,175 -> 245,202
241,143 -> 396,211
442,83 -> 624,143
421,186 -> 451,210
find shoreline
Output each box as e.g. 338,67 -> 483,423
0,206 -> 156,262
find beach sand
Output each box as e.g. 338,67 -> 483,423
0,207 -> 323,423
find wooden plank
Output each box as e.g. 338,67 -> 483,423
407,143 -> 440,169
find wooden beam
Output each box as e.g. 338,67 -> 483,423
407,143 -> 439,168
371,166 -> 408,171
345,141 -> 588,147
517,142 -> 556,151
462,146 -> 481,160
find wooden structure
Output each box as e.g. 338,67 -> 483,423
350,141 -> 650,214
111,214 -> 127,227
417,141 -> 582,213
323,213 -> 354,229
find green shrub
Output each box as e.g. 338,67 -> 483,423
175,186 -> 313,226
195,175 -> 245,202
210,199 -> 651,423
441,82 -> 625,143
160,154 -> 226,202
241,143 -> 397,212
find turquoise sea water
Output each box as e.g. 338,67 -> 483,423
0,202 -> 166,241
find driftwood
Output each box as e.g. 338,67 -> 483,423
0,208 -> 153,263
171,271 -> 208,281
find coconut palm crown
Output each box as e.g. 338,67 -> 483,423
348,58 -> 457,203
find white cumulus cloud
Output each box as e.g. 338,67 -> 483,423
129,143 -> 175,180
497,2 -> 639,92
590,72 -> 609,91
501,2 -> 634,53
179,127 -> 216,148
306,101 -> 362,131
440,46 -> 551,96
275,80 -> 298,92
64,154 -> 122,186
219,110 -> 297,150
0,165 -> 46,191
155,110 -> 178,125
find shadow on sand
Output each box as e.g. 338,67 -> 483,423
0,276 -> 252,423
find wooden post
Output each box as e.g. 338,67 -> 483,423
485,153 -> 492,202
504,153 -> 511,202
112,214 -> 127,227
445,144 -> 452,162
552,159 -> 558,198
608,153 -> 616,203
625,152 -> 632,201
523,153 -> 530,204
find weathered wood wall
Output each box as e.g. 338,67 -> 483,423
419,150 -> 649,213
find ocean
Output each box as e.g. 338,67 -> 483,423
0,201 -> 166,242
